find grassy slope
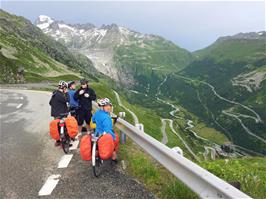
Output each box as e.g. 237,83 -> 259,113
200,158 -> 266,199
114,36 -> 192,91
0,9 -> 97,83
0,28 -> 80,83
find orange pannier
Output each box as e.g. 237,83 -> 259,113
80,134 -> 92,161
65,116 -> 78,138
49,119 -> 60,140
114,131 -> 120,152
98,134 -> 114,160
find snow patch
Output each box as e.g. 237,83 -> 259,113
38,15 -> 54,23
37,23 -> 50,30
58,24 -> 75,31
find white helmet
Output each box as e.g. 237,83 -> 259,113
58,80 -> 68,89
97,98 -> 112,107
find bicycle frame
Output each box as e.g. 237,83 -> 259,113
58,117 -> 70,154
91,134 -> 99,167
59,119 -> 65,138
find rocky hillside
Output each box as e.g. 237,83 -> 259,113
0,10 -> 97,83
35,15 -> 191,86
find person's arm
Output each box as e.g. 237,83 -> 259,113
74,89 -> 80,101
89,88 -> 97,101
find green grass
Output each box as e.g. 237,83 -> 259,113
24,72 -> 80,83
200,157 -> 266,199
118,94 -> 163,141
195,123 -> 229,145
119,138 -> 197,199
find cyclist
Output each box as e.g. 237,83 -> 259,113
92,98 -> 118,163
49,81 -> 69,146
67,81 -> 79,118
74,79 -> 96,134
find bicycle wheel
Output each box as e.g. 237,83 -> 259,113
92,141 -> 102,177
62,136 -> 70,154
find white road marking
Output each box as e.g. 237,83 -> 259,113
38,174 -> 61,196
16,103 -> 23,109
69,139 -> 79,150
58,154 -> 73,168
20,97 -> 23,100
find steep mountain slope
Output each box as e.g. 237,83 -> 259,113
155,32 -> 266,154
35,15 -> 191,86
186,31 -> 266,88
0,10 -> 97,83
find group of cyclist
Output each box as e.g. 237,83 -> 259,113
49,79 -> 117,162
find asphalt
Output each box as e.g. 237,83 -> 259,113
0,89 -> 153,199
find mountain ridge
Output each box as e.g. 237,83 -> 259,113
35,15 -> 192,86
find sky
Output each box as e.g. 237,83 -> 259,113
1,1 -> 265,51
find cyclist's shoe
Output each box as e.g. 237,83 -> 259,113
71,138 -> 76,141
55,140 -> 61,147
69,143 -> 73,147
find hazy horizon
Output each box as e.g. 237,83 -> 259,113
2,1 -> 265,51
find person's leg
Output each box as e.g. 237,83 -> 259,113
77,109 -> 84,134
85,110 -> 92,133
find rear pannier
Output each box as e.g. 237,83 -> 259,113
49,119 -> 60,140
98,134 -> 114,160
65,116 -> 78,138
80,135 -> 92,160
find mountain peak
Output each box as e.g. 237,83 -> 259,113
37,15 -> 53,23
35,15 -> 54,29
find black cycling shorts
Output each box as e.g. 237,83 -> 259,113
77,109 -> 92,126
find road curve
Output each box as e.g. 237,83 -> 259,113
0,89 -> 153,199
176,75 -> 262,122
113,90 -> 139,125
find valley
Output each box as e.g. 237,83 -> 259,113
1,9 -> 265,198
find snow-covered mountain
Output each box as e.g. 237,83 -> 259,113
35,15 -> 182,84
35,15 -> 191,86
35,15 -> 146,47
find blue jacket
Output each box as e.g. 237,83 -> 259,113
92,109 -> 115,140
68,89 -> 79,108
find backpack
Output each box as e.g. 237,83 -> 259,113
80,135 -> 92,160
49,119 -> 60,140
65,116 -> 78,138
98,134 -> 115,160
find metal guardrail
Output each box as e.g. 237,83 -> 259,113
92,102 -> 251,198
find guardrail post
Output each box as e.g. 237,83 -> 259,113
135,123 -> 144,132
118,112 -> 126,144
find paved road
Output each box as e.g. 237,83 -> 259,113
0,89 -> 153,199
160,119 -> 168,145
113,90 -> 139,125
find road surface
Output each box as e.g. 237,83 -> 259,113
0,89 -> 153,199
160,119 -> 168,144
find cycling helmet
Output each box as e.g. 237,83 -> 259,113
58,80 -> 68,89
68,81 -> 75,88
97,98 -> 112,107
80,79 -> 88,85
